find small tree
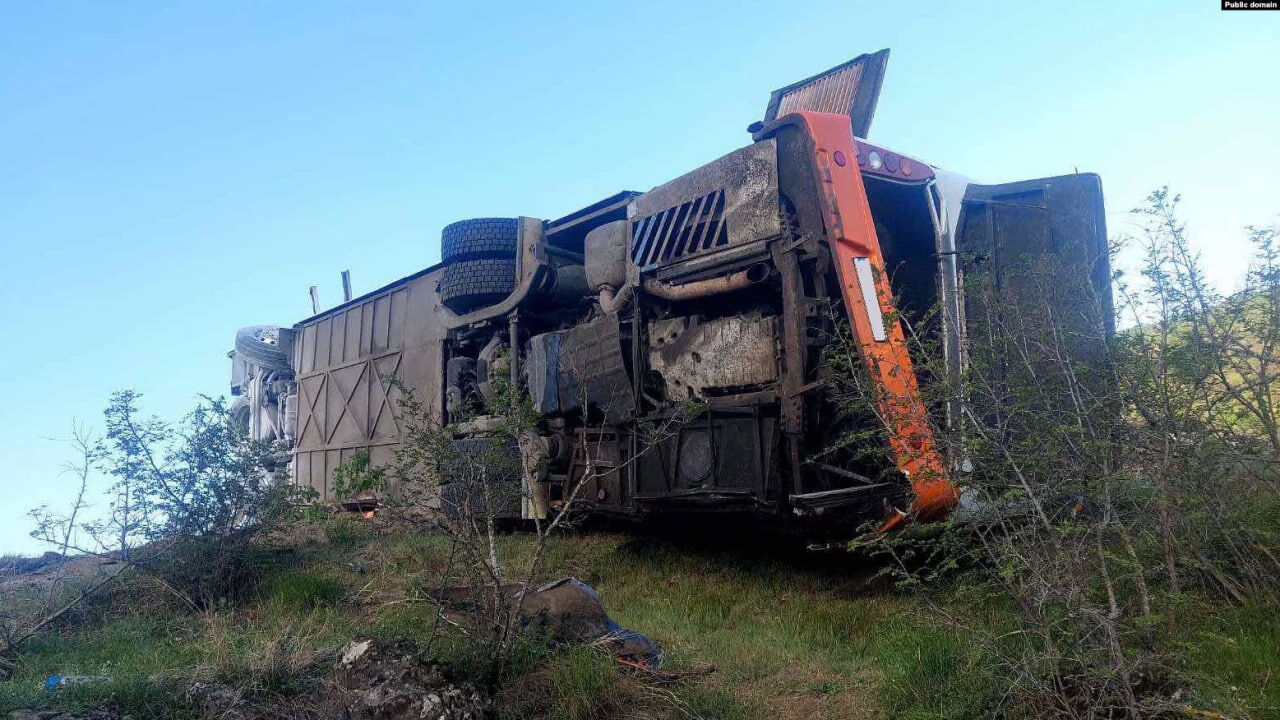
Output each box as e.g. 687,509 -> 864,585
25,391 -> 305,616
370,349 -> 695,683
833,189 -> 1279,717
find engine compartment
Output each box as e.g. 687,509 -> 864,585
427,126 -> 951,533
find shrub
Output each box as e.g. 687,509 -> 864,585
829,190 -> 1280,717
20,391 -> 306,631
141,534 -> 276,609
323,518 -> 371,549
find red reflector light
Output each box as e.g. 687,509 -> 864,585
853,140 -> 933,182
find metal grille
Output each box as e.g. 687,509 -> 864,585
775,62 -> 864,117
630,188 -> 728,268
763,50 -> 888,139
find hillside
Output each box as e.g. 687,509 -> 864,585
2,517 -> 1276,719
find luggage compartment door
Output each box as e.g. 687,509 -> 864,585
955,174 -> 1113,423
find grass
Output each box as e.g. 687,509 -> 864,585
0,676 -> 203,719
1176,600 -> 1280,716
496,644 -> 743,720
2,520 -> 1276,719
528,535 -> 1024,720
261,568 -> 345,609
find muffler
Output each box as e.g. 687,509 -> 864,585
642,262 -> 770,301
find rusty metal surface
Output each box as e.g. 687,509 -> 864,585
524,329 -> 561,416
293,264 -> 442,326
629,139 -> 780,272
957,173 -> 1115,430
648,314 -> 778,400
559,314 -> 635,423
766,111 -> 956,521
771,241 -> 808,497
544,191 -> 638,253
292,267 -> 448,499
525,313 -> 635,423
777,63 -> 866,119
632,187 -> 728,267
635,415 -> 777,499
567,428 -> 625,508
584,220 -> 628,291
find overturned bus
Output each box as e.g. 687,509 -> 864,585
229,50 -> 1112,535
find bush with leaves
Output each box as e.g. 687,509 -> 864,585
25,391 -> 312,619
834,189 -> 1279,718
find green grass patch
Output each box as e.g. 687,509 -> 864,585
12,611 -> 205,680
1176,599 -> 1280,717
869,618 -> 1006,720
4,526 -> 1276,720
0,568 -> 359,714
0,676 -> 201,718
261,568 -> 344,609
496,645 -> 748,720
0,610 -> 205,715
324,517 -> 373,548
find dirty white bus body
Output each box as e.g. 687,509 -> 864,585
229,50 -> 1112,537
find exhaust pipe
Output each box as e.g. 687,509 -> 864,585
597,283 -> 634,314
642,263 -> 770,301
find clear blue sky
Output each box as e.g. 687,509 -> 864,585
1,1 -> 1276,554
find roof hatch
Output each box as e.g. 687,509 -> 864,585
763,49 -> 890,139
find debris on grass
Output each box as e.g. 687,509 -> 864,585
333,638 -> 487,719
430,576 -> 665,669
522,578 -> 664,670
6,708 -> 129,720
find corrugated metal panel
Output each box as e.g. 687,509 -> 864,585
775,63 -> 864,118
628,139 -> 780,273
292,268 -> 448,499
762,49 -> 889,139
631,188 -> 728,267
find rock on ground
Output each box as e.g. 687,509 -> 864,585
334,639 -> 486,720
177,639 -> 487,720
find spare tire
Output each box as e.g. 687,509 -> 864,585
235,325 -> 295,369
441,218 -> 519,263
439,258 -> 517,313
